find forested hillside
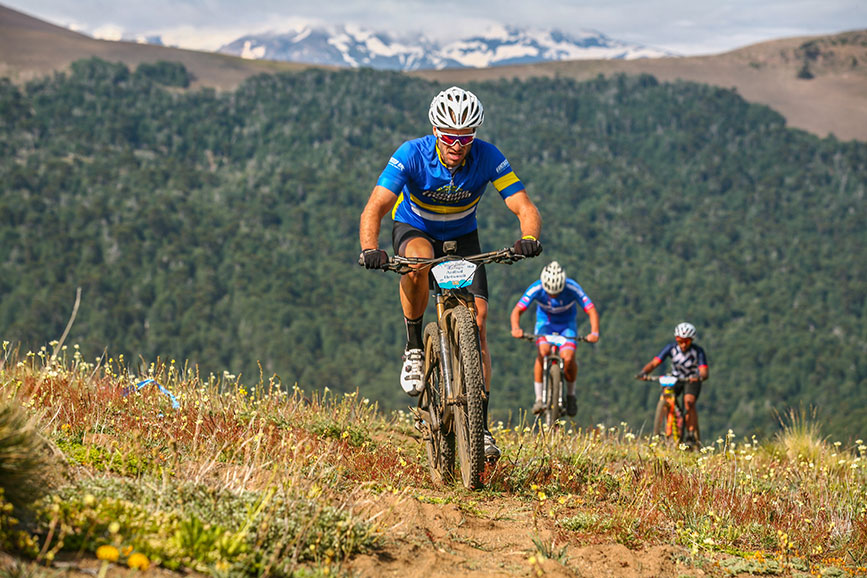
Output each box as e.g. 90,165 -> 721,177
0,58 -> 864,440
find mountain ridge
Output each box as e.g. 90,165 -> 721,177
0,3 -> 865,140
217,24 -> 673,70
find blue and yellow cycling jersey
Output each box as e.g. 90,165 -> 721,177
516,279 -> 595,328
376,135 -> 525,240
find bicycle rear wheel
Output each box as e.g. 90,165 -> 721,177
448,305 -> 486,490
653,396 -> 669,438
544,363 -> 562,428
421,322 -> 455,485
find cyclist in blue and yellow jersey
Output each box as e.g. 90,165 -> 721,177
359,86 -> 543,460
637,322 -> 710,447
510,261 -> 600,417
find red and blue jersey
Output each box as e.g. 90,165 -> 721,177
517,278 -> 595,332
376,135 -> 525,240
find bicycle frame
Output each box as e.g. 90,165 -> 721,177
639,374 -> 684,442
391,243 -> 521,397
370,243 -> 525,488
520,333 -> 585,427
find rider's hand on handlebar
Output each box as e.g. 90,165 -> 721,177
635,372 -> 648,380
513,236 -> 543,257
584,332 -> 599,344
359,249 -> 389,270
511,327 -> 524,339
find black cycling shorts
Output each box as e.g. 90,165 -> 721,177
674,380 -> 702,400
392,221 -> 489,301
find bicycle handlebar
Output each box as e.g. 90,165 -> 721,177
636,374 -> 703,383
517,334 -> 588,343
360,247 -> 526,275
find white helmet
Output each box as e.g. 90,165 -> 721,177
540,261 -> 566,294
674,322 -> 697,339
428,86 -> 485,130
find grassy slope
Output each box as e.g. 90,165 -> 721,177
1,349 -> 866,577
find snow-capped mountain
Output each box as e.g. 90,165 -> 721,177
218,24 -> 674,71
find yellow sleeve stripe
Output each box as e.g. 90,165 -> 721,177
409,194 -> 482,214
493,171 -> 519,191
391,192 -> 404,219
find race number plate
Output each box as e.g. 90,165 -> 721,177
431,260 -> 477,289
542,335 -> 570,346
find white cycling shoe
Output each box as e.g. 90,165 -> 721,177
484,431 -> 501,461
400,348 -> 424,396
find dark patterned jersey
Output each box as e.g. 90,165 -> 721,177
655,343 -> 708,379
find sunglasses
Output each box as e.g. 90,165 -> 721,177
435,129 -> 476,147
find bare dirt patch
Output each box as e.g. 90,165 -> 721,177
347,490 -> 707,577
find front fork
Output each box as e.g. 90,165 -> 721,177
541,349 -> 563,406
433,291 -> 479,402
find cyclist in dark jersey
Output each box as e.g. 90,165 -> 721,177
637,322 -> 709,446
359,86 -> 543,460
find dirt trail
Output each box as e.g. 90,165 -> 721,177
348,490 -> 706,577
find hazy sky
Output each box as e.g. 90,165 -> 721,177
5,0 -> 866,55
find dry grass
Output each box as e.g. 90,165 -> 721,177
1,345 -> 866,576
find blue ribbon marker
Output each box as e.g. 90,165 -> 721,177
125,378 -> 180,409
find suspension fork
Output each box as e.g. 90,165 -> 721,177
435,290 -> 483,401
541,346 -> 562,404
434,293 -> 455,399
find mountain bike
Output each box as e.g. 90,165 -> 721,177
636,374 -> 684,443
518,333 -> 586,428
368,242 -> 525,489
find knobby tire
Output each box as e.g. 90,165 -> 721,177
448,305 -> 486,490
545,363 -> 562,429
422,322 -> 455,485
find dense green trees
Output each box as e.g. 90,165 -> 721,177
0,59 -> 864,441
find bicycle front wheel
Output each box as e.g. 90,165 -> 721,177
653,396 -> 669,438
421,322 -> 455,485
447,305 -> 486,490
544,362 -> 562,429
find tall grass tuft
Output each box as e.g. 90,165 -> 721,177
771,406 -> 826,465
0,400 -> 56,512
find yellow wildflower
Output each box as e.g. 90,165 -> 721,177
127,552 -> 150,570
96,545 -> 119,562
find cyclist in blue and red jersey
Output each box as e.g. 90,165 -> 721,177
637,322 -> 710,446
510,261 -> 600,417
359,86 -> 543,460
